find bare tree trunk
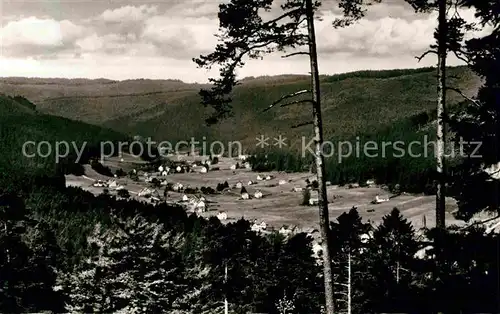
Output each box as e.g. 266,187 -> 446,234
224,264 -> 228,314
347,252 -> 351,314
305,0 -> 335,312
436,0 -> 447,230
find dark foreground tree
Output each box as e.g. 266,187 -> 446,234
0,193 -> 63,312
405,0 -> 474,228
55,214 -> 186,313
448,0 -> 500,220
193,1 -> 378,311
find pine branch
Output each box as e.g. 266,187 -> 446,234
281,51 -> 310,58
416,49 -> 438,62
291,121 -> 313,128
262,90 -> 310,112
452,49 -> 470,64
280,99 -> 313,108
446,87 -> 481,106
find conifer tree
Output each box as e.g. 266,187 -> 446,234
448,0 -> 500,220
0,193 -> 61,312
194,2 -> 378,310
55,214 -> 185,313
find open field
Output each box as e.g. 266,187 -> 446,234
66,154 -> 464,234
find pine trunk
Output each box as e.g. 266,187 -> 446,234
436,0 -> 447,229
305,0 -> 335,312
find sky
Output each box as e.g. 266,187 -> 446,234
0,0 -> 488,83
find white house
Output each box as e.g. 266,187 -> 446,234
120,158 -> 124,162
279,226 -> 293,236
138,188 -> 154,197
278,179 -> 287,185
182,194 -> 189,202
254,190 -> 263,199
200,166 -> 208,174
251,220 -> 267,232
366,179 -> 376,186
176,166 -> 182,173
217,211 -> 228,220
265,175 -> 273,180
247,180 -> 254,185
195,200 -> 206,213
230,164 -> 238,170
293,187 -> 303,192
244,162 -> 252,170
158,165 -> 164,172
115,185 -> 125,191
414,245 -> 434,260
312,242 -> 323,259
360,233 -> 371,244
241,192 -> 250,200
92,180 -> 105,187
200,196 -> 206,202
251,224 -> 261,232
173,182 -> 183,192
484,162 -> 500,180
309,198 -> 319,206
235,182 -> 243,189
108,180 -> 117,188
161,170 -> 168,177
239,154 -> 248,161
257,175 -> 264,181
374,194 -> 389,204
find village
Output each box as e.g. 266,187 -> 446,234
64,151 -> 477,245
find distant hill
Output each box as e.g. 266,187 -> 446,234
0,94 -> 37,115
0,66 -> 482,151
0,95 -> 127,178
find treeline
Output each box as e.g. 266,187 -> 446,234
249,110 -> 445,193
1,173 -> 498,313
322,66 -> 439,83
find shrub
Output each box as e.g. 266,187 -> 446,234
129,173 -> 139,182
301,188 -> 311,206
184,188 -> 197,194
201,186 -> 216,195
211,156 -> 219,164
216,183 -> 224,192
151,178 -> 161,188
390,184 -> 402,194
115,168 -> 127,177
311,180 -> 319,189
90,160 -> 114,177
117,189 -> 130,198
